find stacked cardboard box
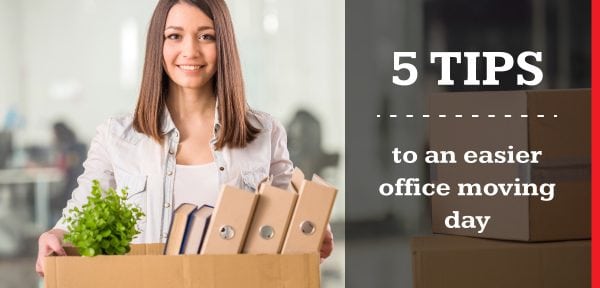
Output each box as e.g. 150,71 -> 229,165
415,89 -> 590,287
411,235 -> 590,288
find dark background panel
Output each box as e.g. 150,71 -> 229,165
346,0 -> 590,286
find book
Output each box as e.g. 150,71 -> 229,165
243,181 -> 298,254
163,203 -> 197,255
281,169 -> 337,254
200,185 -> 259,254
181,205 -> 214,254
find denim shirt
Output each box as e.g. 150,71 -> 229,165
54,107 -> 294,244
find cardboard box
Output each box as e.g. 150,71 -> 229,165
44,244 -> 320,288
412,235 -> 590,288
429,89 -> 590,241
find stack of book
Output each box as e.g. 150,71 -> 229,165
164,168 -> 337,256
164,204 -> 214,255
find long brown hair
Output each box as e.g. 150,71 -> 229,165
133,0 -> 259,149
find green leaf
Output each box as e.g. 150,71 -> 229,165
63,180 -> 145,256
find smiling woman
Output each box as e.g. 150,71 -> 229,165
162,3 -> 218,91
134,0 -> 258,151
35,0 -> 335,277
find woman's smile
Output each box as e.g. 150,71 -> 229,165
178,64 -> 204,71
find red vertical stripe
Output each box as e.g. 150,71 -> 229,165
593,0 -> 598,286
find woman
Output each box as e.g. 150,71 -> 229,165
36,0 -> 333,276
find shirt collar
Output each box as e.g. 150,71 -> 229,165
160,97 -> 220,135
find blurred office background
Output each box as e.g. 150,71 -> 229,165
0,0 -> 344,287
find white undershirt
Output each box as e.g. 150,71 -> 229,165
173,162 -> 219,209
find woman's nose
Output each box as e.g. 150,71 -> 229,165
182,37 -> 200,58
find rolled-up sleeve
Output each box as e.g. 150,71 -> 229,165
269,118 -> 294,190
53,118 -> 116,231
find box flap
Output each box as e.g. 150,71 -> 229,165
129,243 -> 164,255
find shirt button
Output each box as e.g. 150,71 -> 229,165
167,171 -> 173,176
174,131 -> 179,137
162,233 -> 168,239
164,203 -> 171,208
169,149 -> 174,154
219,166 -> 225,171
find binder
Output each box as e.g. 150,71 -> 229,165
200,185 -> 258,254
281,169 -> 337,254
243,181 -> 298,254
181,205 -> 214,254
164,203 -> 197,255
290,168 -> 305,192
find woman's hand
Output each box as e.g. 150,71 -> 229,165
36,229 -> 67,277
320,224 -> 334,263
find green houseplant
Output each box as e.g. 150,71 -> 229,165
63,180 -> 145,256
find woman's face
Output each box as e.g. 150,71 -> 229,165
163,2 -> 217,91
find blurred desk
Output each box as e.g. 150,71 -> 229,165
0,168 -> 63,230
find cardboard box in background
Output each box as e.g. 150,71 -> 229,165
411,235 -> 590,288
429,89 -> 590,241
44,244 -> 320,288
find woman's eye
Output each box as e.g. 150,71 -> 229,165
199,34 -> 216,41
166,34 -> 181,40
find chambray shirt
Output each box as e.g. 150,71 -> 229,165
54,107 -> 293,243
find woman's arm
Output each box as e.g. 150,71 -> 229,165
52,118 -> 116,231
37,118 -> 116,276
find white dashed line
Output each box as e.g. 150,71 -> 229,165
377,114 -> 558,118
